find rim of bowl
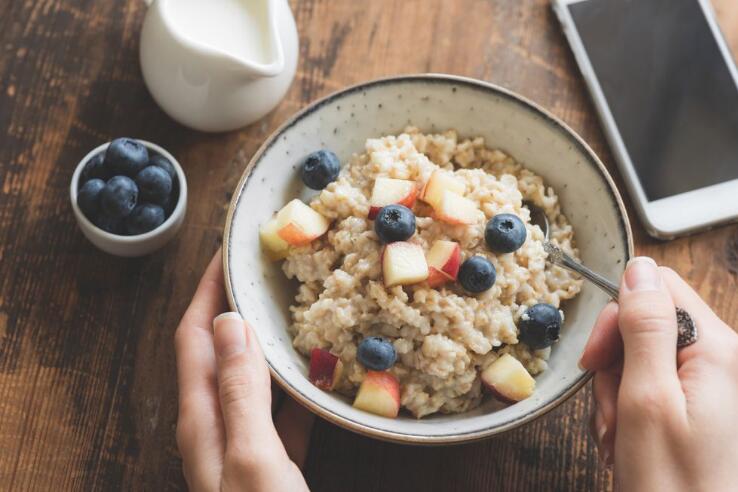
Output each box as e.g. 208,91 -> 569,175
223,74 -> 635,445
70,139 -> 188,243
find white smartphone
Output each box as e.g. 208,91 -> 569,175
553,0 -> 738,239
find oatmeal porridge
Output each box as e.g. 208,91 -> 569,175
260,128 -> 582,418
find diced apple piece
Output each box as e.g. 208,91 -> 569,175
308,348 -> 344,391
352,371 -> 401,418
426,240 -> 461,287
368,178 -> 418,219
259,217 -> 290,260
434,190 -> 479,225
420,170 -> 466,209
276,199 -> 330,246
382,241 -> 429,287
427,268 -> 449,288
481,353 -> 535,404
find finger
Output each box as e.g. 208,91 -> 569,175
176,249 -> 227,400
213,312 -> 289,463
618,257 -> 682,394
591,367 -> 621,465
590,408 -> 610,466
174,250 -> 227,490
580,302 -> 622,371
658,267 -> 736,366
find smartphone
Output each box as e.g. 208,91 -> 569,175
553,0 -> 738,239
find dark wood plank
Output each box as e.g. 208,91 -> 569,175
0,0 -> 735,490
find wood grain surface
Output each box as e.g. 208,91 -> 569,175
0,0 -> 736,490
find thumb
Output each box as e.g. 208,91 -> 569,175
212,312 -> 284,457
618,257 -> 681,393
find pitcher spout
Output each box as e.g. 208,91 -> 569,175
231,0 -> 285,79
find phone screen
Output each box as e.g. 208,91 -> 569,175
568,0 -> 738,201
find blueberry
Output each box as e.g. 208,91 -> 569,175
135,166 -> 172,206
104,138 -> 149,177
80,153 -> 109,182
125,203 -> 166,235
374,205 -> 416,243
458,256 -> 496,293
77,178 -> 106,219
93,213 -> 125,235
100,176 -> 138,219
357,337 -> 397,371
519,303 -> 562,349
149,154 -> 176,180
485,214 -> 527,253
300,150 -> 340,190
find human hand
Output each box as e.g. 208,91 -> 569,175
174,250 -> 313,492
580,257 -> 738,491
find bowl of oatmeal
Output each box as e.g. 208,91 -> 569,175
224,75 -> 633,444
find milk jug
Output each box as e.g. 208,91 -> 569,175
140,0 -> 298,132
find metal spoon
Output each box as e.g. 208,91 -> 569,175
523,202 -> 698,348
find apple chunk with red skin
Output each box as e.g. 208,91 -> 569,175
352,370 -> 401,418
275,199 -> 330,246
420,170 -> 466,209
368,178 -> 418,219
434,190 -> 479,225
382,241 -> 429,287
308,348 -> 344,391
481,353 -> 535,403
426,240 -> 461,287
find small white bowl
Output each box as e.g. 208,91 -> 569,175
224,75 -> 633,444
70,140 -> 187,257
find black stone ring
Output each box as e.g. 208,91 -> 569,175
676,307 -> 698,347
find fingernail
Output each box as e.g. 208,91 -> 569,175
214,312 -> 243,323
577,357 -> 586,371
213,312 -> 246,358
624,257 -> 660,292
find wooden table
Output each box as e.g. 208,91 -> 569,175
1,1 -> 736,490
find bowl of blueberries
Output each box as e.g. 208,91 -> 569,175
70,138 -> 187,257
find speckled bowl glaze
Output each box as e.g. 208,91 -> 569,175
224,74 -> 633,444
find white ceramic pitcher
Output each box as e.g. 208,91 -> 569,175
140,0 -> 298,132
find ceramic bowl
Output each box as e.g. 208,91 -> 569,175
70,140 -> 187,257
224,75 -> 633,444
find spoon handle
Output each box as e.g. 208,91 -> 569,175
553,247 -> 621,299
544,242 -> 698,347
